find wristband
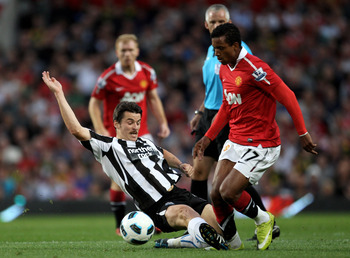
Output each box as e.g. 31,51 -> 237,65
299,132 -> 308,137
194,110 -> 203,115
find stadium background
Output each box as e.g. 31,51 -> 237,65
0,0 -> 349,214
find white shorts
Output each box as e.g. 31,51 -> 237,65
218,140 -> 281,185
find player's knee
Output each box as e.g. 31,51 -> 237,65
177,205 -> 193,220
210,188 -> 221,203
192,158 -> 214,180
219,186 -> 238,204
110,181 -> 121,190
167,205 -> 195,222
192,167 -> 210,180
191,171 -> 208,180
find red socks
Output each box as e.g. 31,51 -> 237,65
233,190 -> 251,213
212,204 -> 233,225
110,189 -> 126,202
234,190 -> 258,218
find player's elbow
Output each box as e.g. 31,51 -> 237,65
69,126 -> 85,140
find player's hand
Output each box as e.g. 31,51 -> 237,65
193,136 -> 211,160
157,123 -> 170,139
179,163 -> 194,177
300,133 -> 318,155
190,115 -> 201,131
42,71 -> 62,94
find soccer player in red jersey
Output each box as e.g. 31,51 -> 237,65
89,34 -> 170,235
193,23 -> 317,250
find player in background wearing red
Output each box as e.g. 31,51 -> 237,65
89,34 -> 170,235
193,23 -> 317,250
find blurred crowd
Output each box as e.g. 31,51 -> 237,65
0,0 -> 350,204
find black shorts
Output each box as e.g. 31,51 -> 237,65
194,108 -> 230,160
143,186 -> 209,232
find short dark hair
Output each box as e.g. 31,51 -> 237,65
113,101 -> 142,123
211,23 -> 241,47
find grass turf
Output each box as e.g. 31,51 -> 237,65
0,212 -> 349,257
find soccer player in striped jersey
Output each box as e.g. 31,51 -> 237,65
42,71 -> 232,250
193,23 -> 317,250
88,34 -> 170,235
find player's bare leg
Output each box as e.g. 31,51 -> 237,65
191,156 -> 216,200
212,160 -> 275,250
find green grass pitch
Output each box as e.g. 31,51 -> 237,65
0,212 -> 349,257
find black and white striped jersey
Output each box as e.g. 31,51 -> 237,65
80,130 -> 181,210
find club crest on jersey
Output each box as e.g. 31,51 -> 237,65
223,143 -> 231,152
235,76 -> 242,86
252,67 -> 267,82
140,80 -> 148,89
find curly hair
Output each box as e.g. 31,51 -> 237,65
211,23 -> 241,47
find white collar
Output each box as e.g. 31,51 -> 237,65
228,47 -> 248,71
115,61 -> 141,79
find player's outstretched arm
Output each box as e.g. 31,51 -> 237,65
179,163 -> 194,178
269,81 -> 318,155
42,71 -> 91,141
163,149 -> 193,177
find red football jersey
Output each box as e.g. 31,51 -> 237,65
91,61 -> 158,137
206,48 -> 307,147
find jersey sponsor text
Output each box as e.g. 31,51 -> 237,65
224,89 -> 242,105
121,92 -> 145,102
